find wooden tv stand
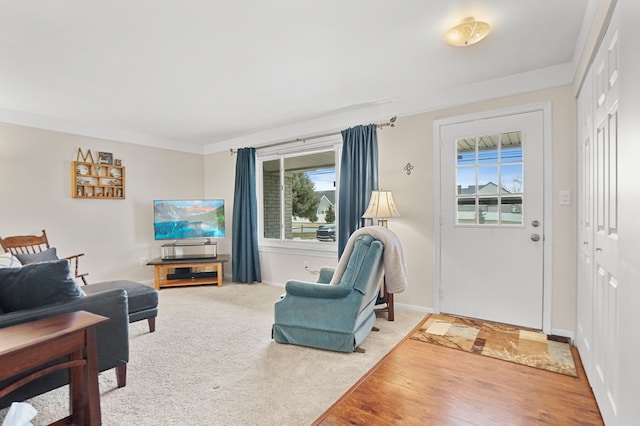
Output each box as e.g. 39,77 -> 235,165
147,255 -> 229,289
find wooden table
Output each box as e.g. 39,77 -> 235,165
0,311 -> 108,425
147,254 -> 229,289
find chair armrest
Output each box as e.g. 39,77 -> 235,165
63,253 -> 85,261
63,253 -> 88,284
317,267 -> 336,284
285,279 -> 351,299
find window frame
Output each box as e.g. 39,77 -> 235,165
257,137 -> 341,255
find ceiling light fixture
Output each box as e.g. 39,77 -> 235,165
445,17 -> 491,47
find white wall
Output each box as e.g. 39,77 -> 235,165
0,123 -> 204,283
246,85 -> 578,332
616,0 -> 640,423
203,151 -> 236,276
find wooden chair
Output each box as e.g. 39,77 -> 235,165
0,229 -> 88,285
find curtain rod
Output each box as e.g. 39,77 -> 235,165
229,116 -> 396,155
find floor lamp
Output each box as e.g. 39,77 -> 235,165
362,190 -> 400,321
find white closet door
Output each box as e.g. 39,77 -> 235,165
577,8 -> 620,424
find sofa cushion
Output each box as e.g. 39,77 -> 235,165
83,280 -> 158,312
0,259 -> 85,313
14,247 -> 58,265
0,252 -> 22,269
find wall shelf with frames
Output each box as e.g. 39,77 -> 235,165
72,161 -> 126,199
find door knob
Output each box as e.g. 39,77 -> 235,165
531,234 -> 540,242
532,220 -> 540,227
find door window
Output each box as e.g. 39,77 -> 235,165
455,131 -> 523,225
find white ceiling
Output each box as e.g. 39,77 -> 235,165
0,1 -> 596,154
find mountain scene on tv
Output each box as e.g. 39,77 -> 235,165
154,200 -> 225,240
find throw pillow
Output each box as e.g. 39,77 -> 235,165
0,259 -> 85,313
15,247 -> 58,265
0,252 -> 22,268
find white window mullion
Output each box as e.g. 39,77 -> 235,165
279,157 -> 285,242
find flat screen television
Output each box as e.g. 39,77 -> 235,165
153,199 -> 225,240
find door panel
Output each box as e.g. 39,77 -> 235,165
439,111 -> 544,329
577,9 -> 620,424
576,68 -> 594,375
592,32 -> 620,422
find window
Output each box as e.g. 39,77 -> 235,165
455,131 -> 523,225
259,143 -> 339,247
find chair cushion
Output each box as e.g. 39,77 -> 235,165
83,280 -> 158,313
339,235 -> 377,293
14,247 -> 58,265
0,259 -> 86,313
0,252 -> 22,269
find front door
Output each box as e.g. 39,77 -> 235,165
438,110 -> 545,329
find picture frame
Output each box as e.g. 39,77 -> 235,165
98,151 -> 113,165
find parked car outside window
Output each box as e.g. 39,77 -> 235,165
316,223 -> 336,241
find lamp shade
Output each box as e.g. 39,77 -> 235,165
362,191 -> 400,220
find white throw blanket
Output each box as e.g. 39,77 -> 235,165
329,226 -> 408,293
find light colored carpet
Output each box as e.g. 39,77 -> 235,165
1,283 -> 424,425
411,314 -> 577,377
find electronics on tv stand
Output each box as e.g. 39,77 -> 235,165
167,270 -> 217,280
161,239 -> 217,260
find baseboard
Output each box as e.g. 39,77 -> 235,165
550,327 -> 575,343
394,303 -> 432,314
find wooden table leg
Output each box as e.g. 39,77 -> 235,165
85,326 -> 102,425
382,276 -> 394,321
386,289 -> 394,321
154,265 -> 161,290
69,349 -> 86,426
69,327 -> 102,425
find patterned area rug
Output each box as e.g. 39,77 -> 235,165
411,314 -> 577,377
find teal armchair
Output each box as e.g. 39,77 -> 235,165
272,234 -> 384,352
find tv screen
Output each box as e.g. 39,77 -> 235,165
153,199 -> 225,240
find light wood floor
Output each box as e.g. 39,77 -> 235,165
313,317 -> 603,425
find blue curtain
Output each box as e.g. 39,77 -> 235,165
337,124 -> 379,257
232,148 -> 262,283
